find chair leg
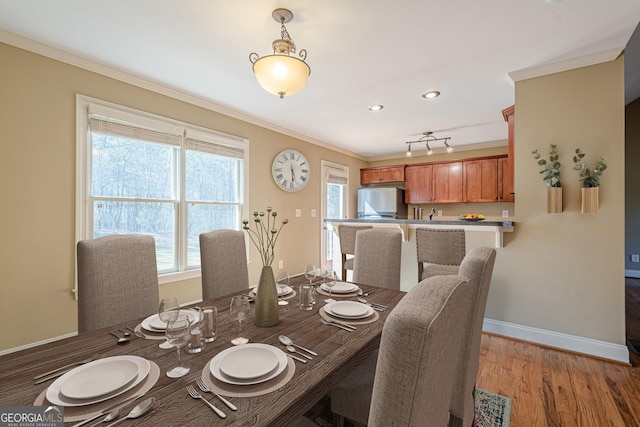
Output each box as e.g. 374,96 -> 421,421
341,254 -> 347,281
332,412 -> 345,427
418,262 -> 424,282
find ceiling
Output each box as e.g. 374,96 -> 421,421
1,1 -> 639,159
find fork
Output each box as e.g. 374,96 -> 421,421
195,378 -> 237,411
320,319 -> 355,332
186,386 -> 226,418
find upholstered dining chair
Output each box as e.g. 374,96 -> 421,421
448,246 -> 496,427
352,229 -> 402,290
331,274 -> 474,427
77,234 -> 159,333
338,224 -> 373,281
199,229 -> 249,300
416,228 -> 466,281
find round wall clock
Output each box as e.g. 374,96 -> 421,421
272,149 -> 310,192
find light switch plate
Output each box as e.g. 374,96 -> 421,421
502,210 -> 509,218
437,210 -> 443,216
295,209 -> 302,217
311,209 -> 317,217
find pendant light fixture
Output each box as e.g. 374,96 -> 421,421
249,8 -> 310,99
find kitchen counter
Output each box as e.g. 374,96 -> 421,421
325,217 -> 515,248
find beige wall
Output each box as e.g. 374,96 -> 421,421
0,41 -> 627,357
0,42 -> 366,351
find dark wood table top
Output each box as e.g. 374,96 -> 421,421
0,283 -> 405,426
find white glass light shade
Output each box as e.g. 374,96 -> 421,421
253,54 -> 310,98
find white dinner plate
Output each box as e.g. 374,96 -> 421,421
60,358 -> 139,399
209,344 -> 287,385
325,301 -> 374,319
250,285 -> 293,297
321,281 -> 358,294
47,356 -> 150,407
219,346 -> 279,380
142,309 -> 198,332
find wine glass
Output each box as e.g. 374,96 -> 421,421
165,314 -> 191,378
158,297 -> 180,349
230,295 -> 250,345
304,265 -> 317,305
276,271 -> 290,306
324,270 -> 338,303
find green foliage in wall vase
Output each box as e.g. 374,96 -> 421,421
573,148 -> 607,187
531,144 -> 562,187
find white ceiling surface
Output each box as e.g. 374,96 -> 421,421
0,1 -> 639,158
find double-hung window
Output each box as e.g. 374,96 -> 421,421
76,96 -> 248,282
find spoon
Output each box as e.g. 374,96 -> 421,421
278,335 -> 318,356
108,331 -> 130,345
105,397 -> 155,427
286,345 -> 313,360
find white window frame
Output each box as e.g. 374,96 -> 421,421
75,95 -> 249,293
320,160 -> 350,271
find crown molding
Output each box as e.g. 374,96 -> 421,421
507,47 -> 624,84
0,29 -> 366,161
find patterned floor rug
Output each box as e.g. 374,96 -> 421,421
475,388 -> 512,427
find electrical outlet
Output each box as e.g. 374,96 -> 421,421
311,209 -> 317,217
279,260 -> 284,269
502,210 -> 509,218
295,209 -> 301,217
632,254 -> 640,263
437,210 -> 443,216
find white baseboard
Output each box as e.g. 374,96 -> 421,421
0,332 -> 78,356
483,318 -> 629,363
625,269 -> 640,278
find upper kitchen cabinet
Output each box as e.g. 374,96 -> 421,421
433,162 -> 463,203
463,156 -> 512,202
360,165 -> 405,185
405,164 -> 433,203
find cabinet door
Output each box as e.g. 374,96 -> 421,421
381,166 -> 405,183
405,165 -> 433,204
463,159 -> 498,202
433,162 -> 462,203
360,169 -> 381,185
498,156 -> 515,202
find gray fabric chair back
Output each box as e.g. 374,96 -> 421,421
338,225 -> 373,280
77,235 -> 159,333
200,229 -> 249,300
416,228 -> 466,280
368,275 -> 474,427
353,229 -> 402,290
448,246 -> 497,427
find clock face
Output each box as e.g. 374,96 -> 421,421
272,150 -> 310,192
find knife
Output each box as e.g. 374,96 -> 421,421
33,357 -> 95,381
286,354 -> 307,364
71,393 -> 145,427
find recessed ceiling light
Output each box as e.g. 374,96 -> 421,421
422,91 -> 441,99
368,104 -> 384,111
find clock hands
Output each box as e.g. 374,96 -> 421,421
290,164 -> 296,183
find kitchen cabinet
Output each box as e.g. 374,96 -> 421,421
360,165 -> 405,185
463,156 -> 512,202
433,162 -> 463,203
405,164 -> 433,203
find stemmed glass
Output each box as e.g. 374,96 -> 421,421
165,314 -> 191,378
324,270 -> 338,303
304,265 -> 317,305
158,297 -> 180,349
276,271 -> 290,306
230,295 -> 250,345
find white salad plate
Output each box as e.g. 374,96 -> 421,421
250,285 -> 293,297
142,309 -> 198,332
60,358 -> 139,399
325,301 -> 374,319
321,281 -> 358,294
210,344 -> 287,385
47,356 -> 150,406
219,346 -> 279,380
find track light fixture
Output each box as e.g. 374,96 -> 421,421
405,132 -> 453,156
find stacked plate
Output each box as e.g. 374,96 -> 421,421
46,356 -> 150,406
209,344 -> 287,385
324,301 -> 374,320
320,281 -> 359,295
141,309 -> 199,333
249,285 -> 293,297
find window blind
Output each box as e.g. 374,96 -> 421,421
89,117 -> 183,147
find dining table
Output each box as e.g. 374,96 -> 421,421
0,280 -> 405,426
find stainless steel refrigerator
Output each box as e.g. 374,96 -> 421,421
357,187 -> 407,219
